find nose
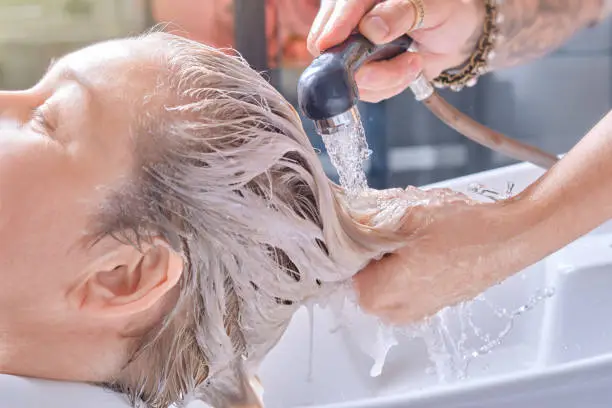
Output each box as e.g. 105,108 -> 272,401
0,90 -> 37,122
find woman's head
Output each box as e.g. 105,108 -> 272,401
0,32 -> 405,407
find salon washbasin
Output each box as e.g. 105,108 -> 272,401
258,162 -> 612,408
6,162 -> 612,408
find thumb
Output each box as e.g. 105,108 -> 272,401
353,252 -> 402,315
317,0 -> 380,52
360,0 -> 419,44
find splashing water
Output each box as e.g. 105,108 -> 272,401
324,283 -> 556,383
317,181 -> 557,384
314,114 -> 555,383
405,183 -> 556,381
323,285 -> 400,378
320,121 -> 371,200
468,181 -> 515,202
408,287 -> 556,382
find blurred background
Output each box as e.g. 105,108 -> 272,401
1,0 -> 610,188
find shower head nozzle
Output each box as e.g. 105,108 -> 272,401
297,34 -> 414,131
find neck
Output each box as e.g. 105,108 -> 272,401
0,321 -> 126,383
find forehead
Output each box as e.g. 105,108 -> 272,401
52,39 -> 166,104
62,40 -> 138,72
50,39 -> 169,167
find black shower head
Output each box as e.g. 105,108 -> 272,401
297,33 -> 414,125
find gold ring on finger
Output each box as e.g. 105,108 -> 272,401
406,0 -> 426,32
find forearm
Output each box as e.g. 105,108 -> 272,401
489,0 -> 606,70
507,111 -> 612,266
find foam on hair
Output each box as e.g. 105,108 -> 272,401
96,31 -> 408,408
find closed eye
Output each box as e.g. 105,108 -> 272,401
30,106 -> 54,133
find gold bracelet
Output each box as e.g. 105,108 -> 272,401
431,0 -> 500,92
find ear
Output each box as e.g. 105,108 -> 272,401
69,238 -> 183,317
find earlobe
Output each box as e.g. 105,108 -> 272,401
71,238 -> 183,318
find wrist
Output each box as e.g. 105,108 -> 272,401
477,197 -> 554,279
432,0 -> 498,91
436,0 -> 486,73
455,0 -> 487,69
499,183 -> 601,268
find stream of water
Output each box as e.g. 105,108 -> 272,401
316,120 -> 556,382
320,121 -> 371,201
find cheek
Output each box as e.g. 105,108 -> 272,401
0,130 -> 92,303
0,129 -> 68,227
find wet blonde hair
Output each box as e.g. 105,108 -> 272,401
97,32 -> 407,407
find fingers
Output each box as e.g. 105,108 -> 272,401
353,256 -> 394,315
355,255 -> 437,326
356,52 -> 422,87
354,253 -> 418,325
360,0 -> 449,44
347,188 -> 407,226
307,0 -> 336,55
355,52 -> 423,103
316,0 -> 381,52
359,84 -> 409,104
308,0 -> 464,103
359,0 -> 418,44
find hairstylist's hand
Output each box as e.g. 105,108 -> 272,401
307,0 -> 486,102
354,189 -> 532,325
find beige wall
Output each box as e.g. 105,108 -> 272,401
0,0 -> 146,89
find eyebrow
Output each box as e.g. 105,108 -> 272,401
62,68 -> 95,95
44,58 -> 95,96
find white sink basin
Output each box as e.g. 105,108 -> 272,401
258,162 -> 612,408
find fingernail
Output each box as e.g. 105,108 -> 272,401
362,16 -> 389,42
316,29 -> 333,52
309,42 -> 320,55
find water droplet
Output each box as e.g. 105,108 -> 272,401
304,302 -> 315,383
